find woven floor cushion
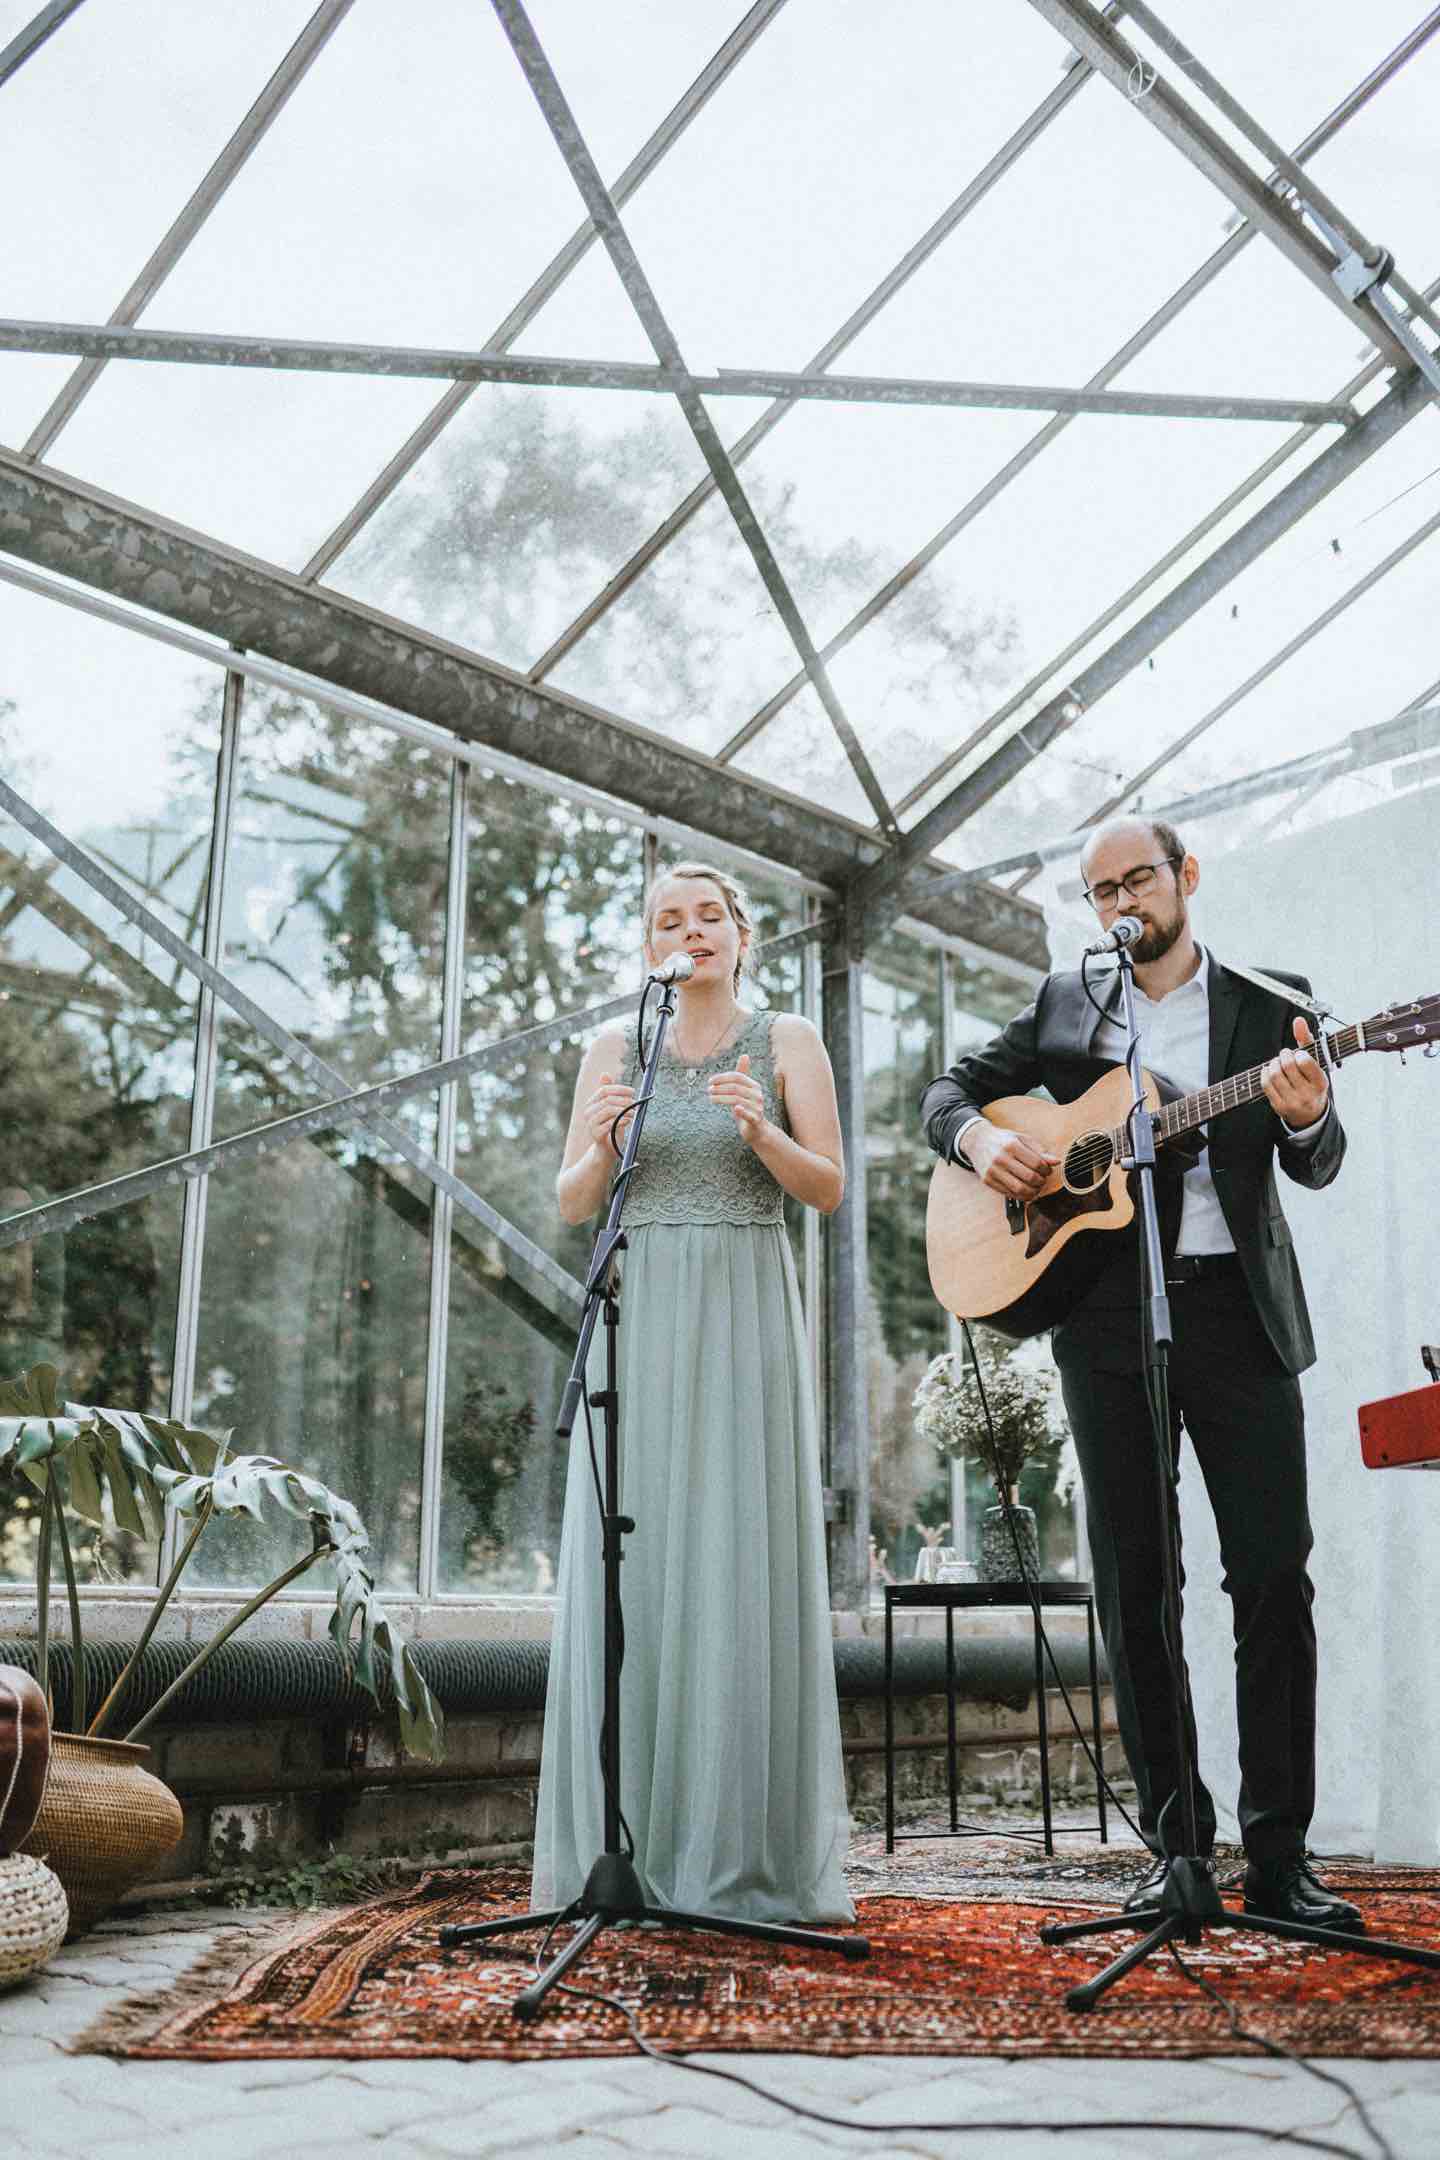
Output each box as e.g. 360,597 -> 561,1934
0,1853 -> 69,1989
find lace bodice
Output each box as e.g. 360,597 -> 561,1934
620,1009 -> 788,1227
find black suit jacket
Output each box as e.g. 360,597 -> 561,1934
918,959 -> 1345,1375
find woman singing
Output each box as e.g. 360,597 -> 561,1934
532,862 -> 854,1924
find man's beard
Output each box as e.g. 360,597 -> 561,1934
1131,904 -> 1186,964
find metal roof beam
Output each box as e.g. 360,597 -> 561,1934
851,362 -> 1436,919
0,453 -> 1045,966
489,0 -> 897,834
1122,0 -> 1440,344
1022,0 -> 1414,367
300,0 -> 789,584
0,0 -> 87,90
1078,507 -> 1440,826
0,322 -> 1360,428
902,700 -> 1440,903
20,0 -> 356,463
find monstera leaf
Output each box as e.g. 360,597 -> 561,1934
138,1447 -> 443,1762
330,1544 -> 445,1765
0,1366 -> 224,1539
1,1367 -> 443,1763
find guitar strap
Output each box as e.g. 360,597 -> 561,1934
1212,955 -> 1336,1024
1091,952 -> 1340,1070
1093,952 -> 1334,1019
1216,958 -> 1339,1074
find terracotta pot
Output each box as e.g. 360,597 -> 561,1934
17,1733 -> 183,1938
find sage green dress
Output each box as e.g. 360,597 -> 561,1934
532,1010 -> 854,1924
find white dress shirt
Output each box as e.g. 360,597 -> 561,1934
956,946 -> 1327,1257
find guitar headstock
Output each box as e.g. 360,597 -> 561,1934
1361,994 -> 1440,1054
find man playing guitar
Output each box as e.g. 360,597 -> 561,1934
920,815 -> 1361,1929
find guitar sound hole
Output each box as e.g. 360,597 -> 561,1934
1062,1130 -> 1114,1195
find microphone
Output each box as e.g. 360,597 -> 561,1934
647,953 -> 696,984
1083,914 -> 1145,958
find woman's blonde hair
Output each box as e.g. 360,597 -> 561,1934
642,860 -> 755,993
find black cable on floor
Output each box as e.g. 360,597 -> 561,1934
527,1944 -> 1377,2160
1168,1941 -> 1396,2160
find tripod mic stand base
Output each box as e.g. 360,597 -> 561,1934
1039,1856 -> 1440,2013
440,1850 -> 870,2023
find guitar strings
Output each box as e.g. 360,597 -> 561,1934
1033,1019 -> 1381,1193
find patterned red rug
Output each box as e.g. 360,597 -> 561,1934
81,1860 -> 1440,2061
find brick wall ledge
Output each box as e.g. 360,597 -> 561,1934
0,1593 -> 1098,1648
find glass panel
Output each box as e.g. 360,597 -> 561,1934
526,0 -> 762,184
0,591 -> 219,1585
1133,1 -> 1428,172
838,66 -> 1225,391
615,1 -> 1107,370
211,700 -> 449,1130
1112,235 -> 1367,403
839,411 -> 1299,817
190,1133 -> 433,1596
439,780 -> 642,1597
53,365 -> 449,577
190,700 -> 450,1592
864,936 -> 948,1593
1147,538 -> 1440,817
733,400 -> 1041,649
0,356 -> 73,448
0,0 -> 316,328
330,384 -> 709,675
730,683 -> 878,825
545,483 -> 802,751
1010,411 -> 1440,855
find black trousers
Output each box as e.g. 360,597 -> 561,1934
1054,1261 -> 1316,1864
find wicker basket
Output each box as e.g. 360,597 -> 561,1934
17,1733 -> 183,1939
0,1854 -> 69,1987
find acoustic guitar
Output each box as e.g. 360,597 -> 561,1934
927,994 -> 1440,1341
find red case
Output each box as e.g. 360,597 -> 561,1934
1358,1383 -> 1440,1469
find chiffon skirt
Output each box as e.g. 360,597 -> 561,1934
532,1221 -> 854,1923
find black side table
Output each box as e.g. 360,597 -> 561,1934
883,1580 -> 1108,1856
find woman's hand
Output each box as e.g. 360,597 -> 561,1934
583,1070 -> 637,1158
709,1052 -> 767,1146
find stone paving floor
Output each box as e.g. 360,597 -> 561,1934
5,1888 -> 1440,2159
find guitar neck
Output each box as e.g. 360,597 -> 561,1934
1123,1021 -> 1364,1150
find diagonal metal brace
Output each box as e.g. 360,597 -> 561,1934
0,774 -> 580,1312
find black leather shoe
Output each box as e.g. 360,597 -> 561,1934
1123,1856 -> 1170,1912
1243,1856 -> 1365,1933
1123,1854 -> 1218,1913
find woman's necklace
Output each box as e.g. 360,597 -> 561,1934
671,1001 -> 742,1083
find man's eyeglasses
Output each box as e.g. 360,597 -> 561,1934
1082,856 -> 1181,913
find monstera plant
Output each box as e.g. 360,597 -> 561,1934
0,1362 -> 443,1759
0,1362 -> 444,1934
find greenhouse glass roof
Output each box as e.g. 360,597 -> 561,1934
2,0 -> 1439,956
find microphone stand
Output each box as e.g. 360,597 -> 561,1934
1039,941 -> 1440,2009
440,968 -> 869,2019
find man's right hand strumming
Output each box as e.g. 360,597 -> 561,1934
961,1122 -> 1059,1199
